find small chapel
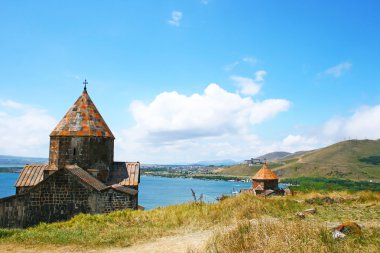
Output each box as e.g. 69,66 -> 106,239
251,163 -> 279,193
0,82 -> 141,228
241,162 -> 283,196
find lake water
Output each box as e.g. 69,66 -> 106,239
0,173 -> 252,210
0,173 -> 19,198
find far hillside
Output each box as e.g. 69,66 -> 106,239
217,139 -> 380,182
255,151 -> 291,162
0,155 -> 47,168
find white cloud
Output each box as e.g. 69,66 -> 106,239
324,62 -> 352,77
231,76 -> 261,96
0,100 -> 57,157
231,70 -> 267,96
224,61 -> 239,71
274,103 -> 380,154
323,105 -> 380,140
224,56 -> 257,71
255,70 -> 266,81
115,83 -> 290,163
242,57 -> 257,65
168,11 -> 183,27
129,83 -> 289,138
323,117 -> 345,137
0,100 -> 25,109
249,99 -> 291,124
115,131 -> 263,164
114,82 -> 380,163
281,134 -> 318,150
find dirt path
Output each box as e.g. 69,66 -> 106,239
104,229 -> 212,253
0,229 -> 213,253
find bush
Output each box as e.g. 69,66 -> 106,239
282,177 -> 380,192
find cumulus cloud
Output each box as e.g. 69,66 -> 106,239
275,103 -> 380,154
323,117 -> 345,137
231,70 -> 267,96
0,100 -> 25,109
323,105 -> 380,140
114,83 -> 380,163
115,130 -> 263,164
249,99 -> 291,124
168,11 -> 183,27
0,100 -> 57,157
324,62 -> 352,77
280,134 -> 318,151
130,83 -> 289,139
115,83 -> 290,163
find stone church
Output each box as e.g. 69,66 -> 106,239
0,84 -> 141,228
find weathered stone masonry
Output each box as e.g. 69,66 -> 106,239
0,86 -> 141,228
0,169 -> 137,228
49,136 -> 114,182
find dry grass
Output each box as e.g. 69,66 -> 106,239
0,191 -> 379,252
294,190 -> 380,203
200,219 -> 380,253
0,194 -> 305,247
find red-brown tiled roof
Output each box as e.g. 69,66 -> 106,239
107,162 -> 140,187
65,165 -> 108,191
120,162 -> 140,186
110,184 -> 138,196
15,164 -> 138,196
50,89 -> 114,138
252,163 -> 279,180
15,164 -> 50,187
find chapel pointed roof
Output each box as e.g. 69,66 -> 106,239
50,88 -> 115,138
252,163 -> 279,180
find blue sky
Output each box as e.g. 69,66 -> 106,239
1,1 -> 380,163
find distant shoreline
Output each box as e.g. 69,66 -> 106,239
143,172 -> 250,182
0,167 -> 23,173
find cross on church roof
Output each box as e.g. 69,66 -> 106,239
83,79 -> 88,91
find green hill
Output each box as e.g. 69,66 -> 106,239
218,139 -> 380,182
255,151 -> 291,161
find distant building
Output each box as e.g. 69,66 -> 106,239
241,163 -> 281,196
0,84 -> 141,228
244,158 -> 261,166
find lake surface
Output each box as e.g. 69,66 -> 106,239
0,173 -> 19,198
0,173 -> 251,210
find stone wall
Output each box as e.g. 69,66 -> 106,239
97,189 -> 137,213
253,179 -> 279,190
16,186 -> 32,195
49,136 -> 114,182
0,169 -> 137,228
0,194 -> 28,228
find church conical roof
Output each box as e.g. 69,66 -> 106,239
50,89 -> 115,138
252,163 -> 279,180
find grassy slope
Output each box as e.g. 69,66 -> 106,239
213,164 -> 260,177
218,140 -> 380,181
215,161 -> 287,177
255,151 -> 291,161
282,177 -> 380,192
0,191 -> 379,252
